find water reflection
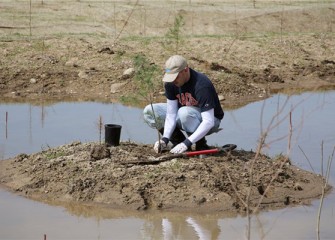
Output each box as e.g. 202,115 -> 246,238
1,186 -> 334,240
1,91 -> 335,239
66,204 -> 223,240
0,188 -> 226,240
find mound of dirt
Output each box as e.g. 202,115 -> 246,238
0,141 -> 331,214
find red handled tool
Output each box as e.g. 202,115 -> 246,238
183,144 -> 237,157
125,144 -> 237,165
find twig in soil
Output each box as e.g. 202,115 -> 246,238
245,97 -> 300,239
253,112 -> 293,214
316,144 -> 334,240
113,0 -> 139,44
5,111 -> 8,139
95,115 -> 104,144
298,145 -> 316,174
225,170 -> 247,208
122,154 -> 186,165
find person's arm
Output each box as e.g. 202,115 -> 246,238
161,99 -> 178,143
183,108 -> 214,146
170,109 -> 214,153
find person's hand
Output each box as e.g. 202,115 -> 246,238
154,140 -> 168,153
170,143 -> 188,154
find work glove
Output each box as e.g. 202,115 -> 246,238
170,142 -> 188,154
154,139 -> 169,153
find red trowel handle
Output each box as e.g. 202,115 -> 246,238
185,149 -> 220,157
184,144 -> 237,157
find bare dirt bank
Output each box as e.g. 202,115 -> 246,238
1,35 -> 334,109
1,2 -> 335,108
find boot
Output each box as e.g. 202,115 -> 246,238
158,128 -> 186,147
195,137 -> 210,151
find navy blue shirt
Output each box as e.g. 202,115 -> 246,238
165,68 -> 224,120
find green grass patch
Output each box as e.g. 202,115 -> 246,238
44,151 -> 67,160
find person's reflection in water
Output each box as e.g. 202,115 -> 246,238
162,216 -> 221,240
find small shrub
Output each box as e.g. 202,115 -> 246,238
162,14 -> 185,54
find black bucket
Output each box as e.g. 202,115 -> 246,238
105,124 -> 122,146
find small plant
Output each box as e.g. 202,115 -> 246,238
273,153 -> 292,165
133,54 -> 160,101
169,160 -> 182,171
162,14 -> 185,54
31,40 -> 49,52
144,172 -> 155,179
120,54 -> 161,106
95,115 -> 104,144
120,54 -> 163,144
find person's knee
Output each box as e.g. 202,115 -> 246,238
143,103 -> 166,129
143,104 -> 152,116
177,107 -> 190,122
177,107 -> 200,133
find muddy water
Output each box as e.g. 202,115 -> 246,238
1,91 -> 335,240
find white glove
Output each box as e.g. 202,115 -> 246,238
154,140 -> 169,153
170,143 -> 188,154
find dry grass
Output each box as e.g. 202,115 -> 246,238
0,0 -> 334,41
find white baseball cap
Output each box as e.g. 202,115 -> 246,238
162,55 -> 188,82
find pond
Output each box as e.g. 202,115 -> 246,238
1,91 -> 334,239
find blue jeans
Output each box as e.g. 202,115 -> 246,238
143,103 -> 221,135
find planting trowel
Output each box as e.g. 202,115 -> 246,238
125,144 -> 237,165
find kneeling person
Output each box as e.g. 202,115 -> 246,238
143,55 -> 224,154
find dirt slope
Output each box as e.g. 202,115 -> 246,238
1,1 -> 334,108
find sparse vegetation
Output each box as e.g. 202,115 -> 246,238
132,54 -> 160,102
162,14 -> 185,54
44,150 -> 66,160
119,54 -> 160,105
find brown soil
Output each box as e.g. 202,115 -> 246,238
0,0 -> 334,214
1,1 -> 335,108
1,34 -> 334,108
0,142 -> 331,214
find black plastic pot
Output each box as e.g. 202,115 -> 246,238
105,124 -> 122,146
